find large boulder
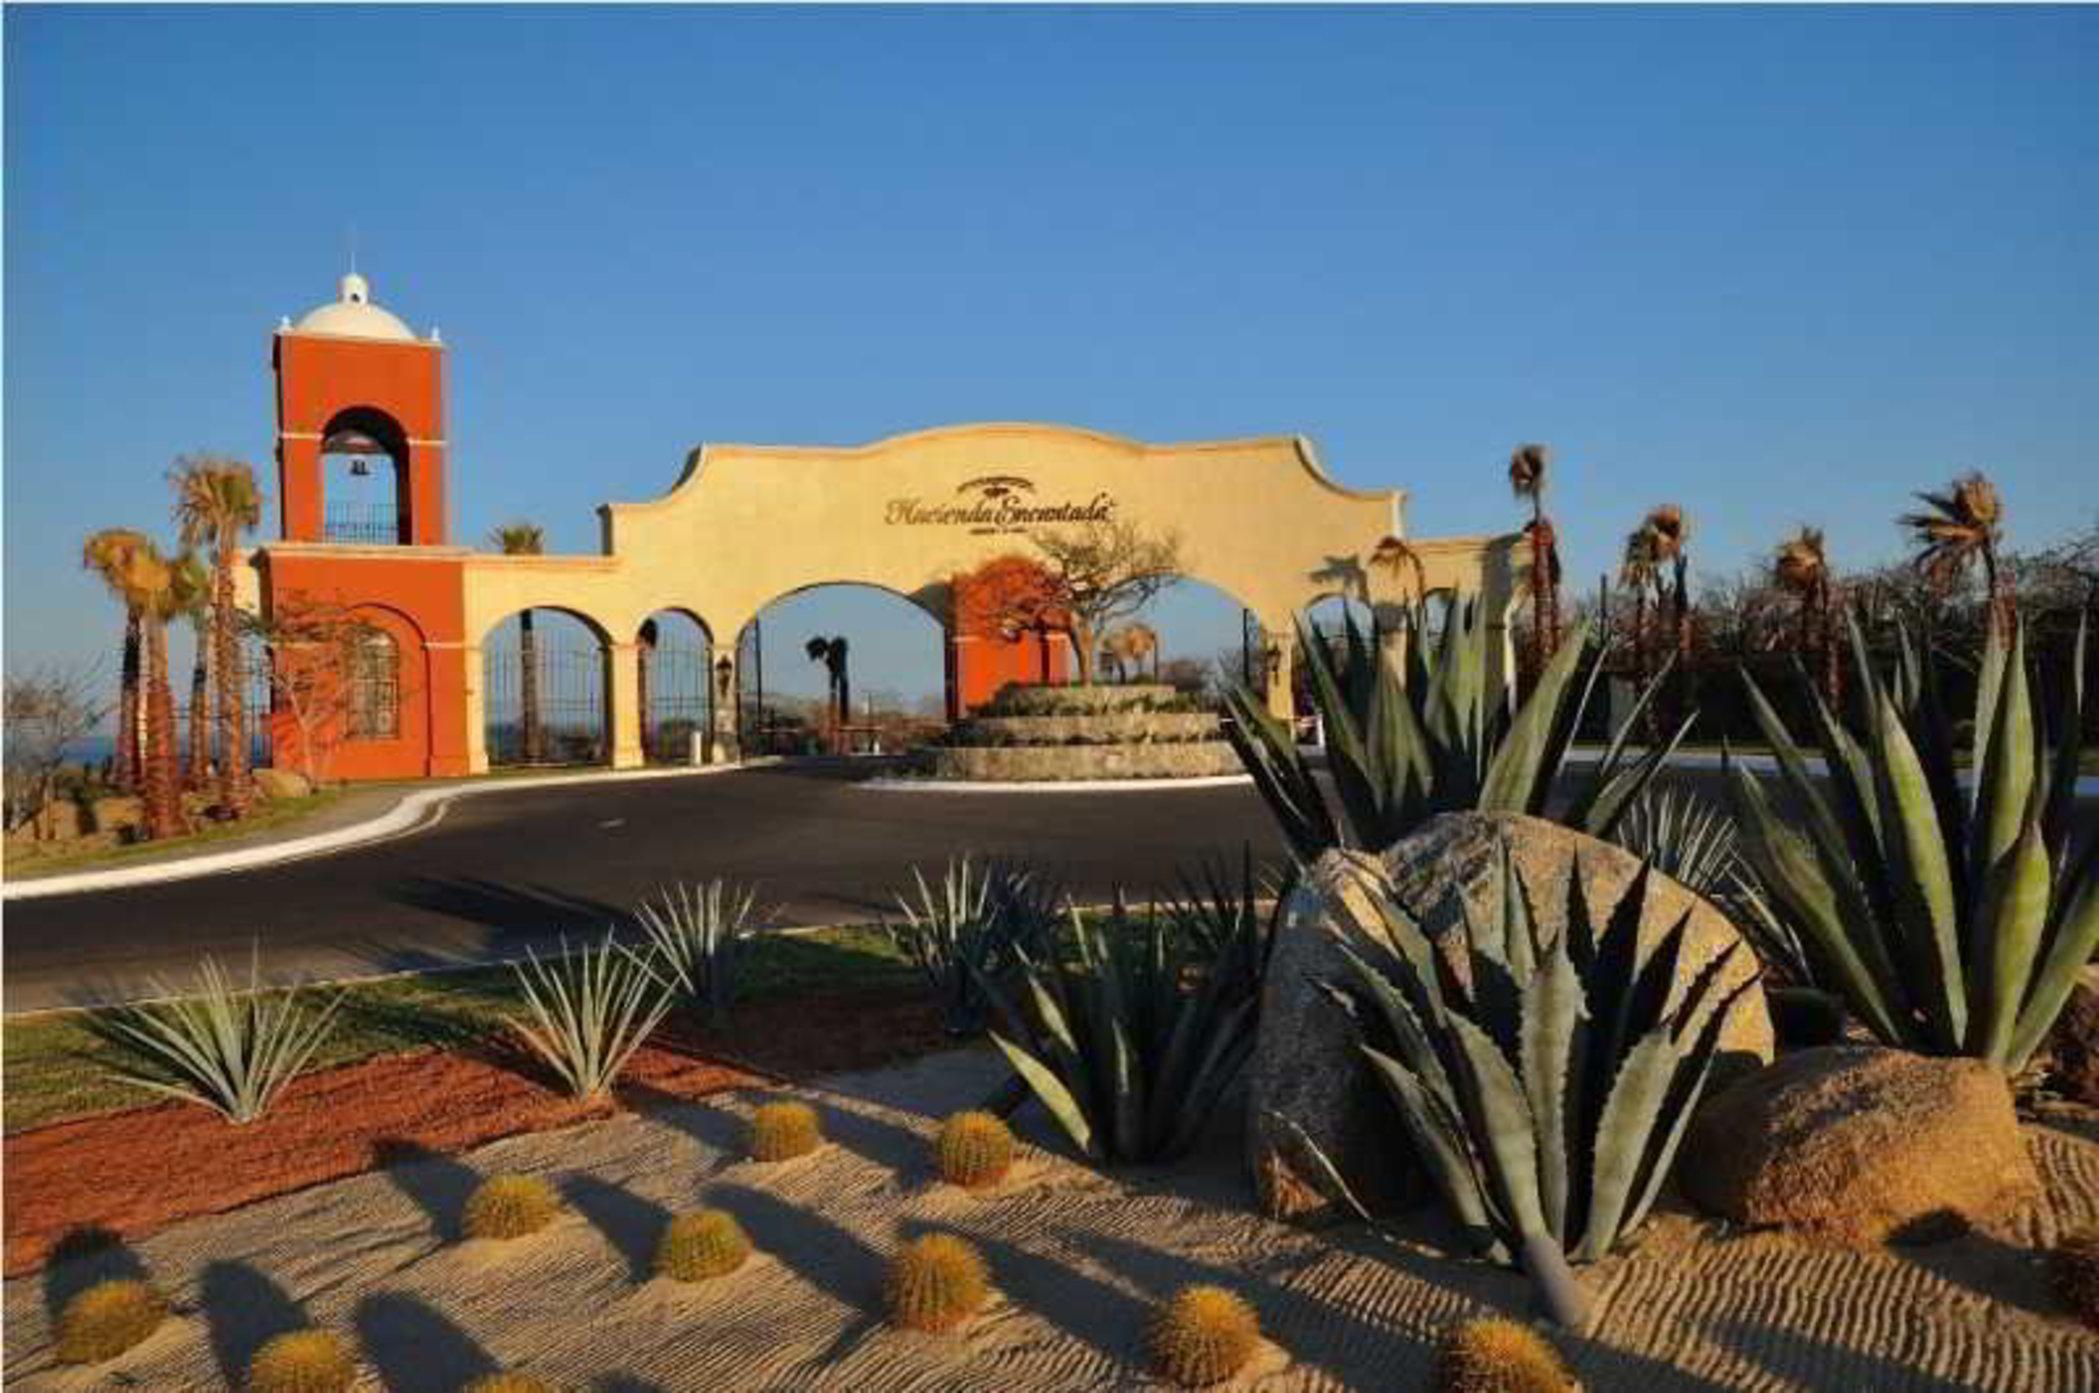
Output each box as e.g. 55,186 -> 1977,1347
1246,811 -> 1773,1225
1679,1045 -> 2036,1246
253,768 -> 314,801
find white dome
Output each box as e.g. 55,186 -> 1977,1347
290,272 -> 419,342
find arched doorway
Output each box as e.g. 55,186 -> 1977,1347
480,608 -> 612,767
737,583 -> 948,756
1084,573 -> 1266,705
319,407 -> 411,544
636,609 -> 713,765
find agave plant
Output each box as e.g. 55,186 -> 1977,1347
886,855 -> 1056,1034
96,949 -> 344,1124
1610,786 -> 1738,897
978,897 -> 1264,1164
1728,616 -> 2095,1070
1158,844 -> 1290,981
509,936 -> 675,1099
1326,842 -> 1753,1331
1222,597 -> 1689,860
634,878 -> 759,1024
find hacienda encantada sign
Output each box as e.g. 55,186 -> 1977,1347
885,476 -> 1117,534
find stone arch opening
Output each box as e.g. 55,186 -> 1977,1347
736,581 -> 948,756
480,606 -> 613,767
320,406 -> 411,544
636,607 -> 714,764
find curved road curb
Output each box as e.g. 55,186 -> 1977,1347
2,762 -> 769,902
858,774 -> 1253,793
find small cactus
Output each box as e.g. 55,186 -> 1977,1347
1148,1284 -> 1260,1387
54,1278 -> 167,1364
463,1174 -> 560,1241
655,1209 -> 753,1282
246,1328 -> 357,1393
935,1111 -> 1016,1190
2052,1226 -> 2099,1328
749,1100 -> 822,1161
885,1233 -> 989,1332
463,1375 -> 555,1393
1433,1317 -> 1575,1393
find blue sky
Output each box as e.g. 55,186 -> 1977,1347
7,6 -> 2095,704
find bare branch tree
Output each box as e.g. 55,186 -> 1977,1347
1030,520 -> 1183,686
4,662 -> 110,837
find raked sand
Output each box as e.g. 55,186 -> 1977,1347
7,1046 -> 2099,1391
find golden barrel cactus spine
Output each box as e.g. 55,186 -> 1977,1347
463,1174 -> 560,1241
935,1110 -> 1016,1190
54,1278 -> 167,1364
885,1234 -> 989,1332
1148,1284 -> 1260,1387
246,1328 -> 358,1393
655,1209 -> 753,1281
749,1100 -> 823,1161
1433,1317 -> 1576,1392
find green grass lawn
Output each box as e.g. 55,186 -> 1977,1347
1,925 -> 915,1133
2,788 -> 357,880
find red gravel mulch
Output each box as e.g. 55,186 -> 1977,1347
5,989 -> 950,1277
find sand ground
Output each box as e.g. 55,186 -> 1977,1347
7,1046 -> 2099,1391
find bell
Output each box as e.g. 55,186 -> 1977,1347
349,457 -> 372,478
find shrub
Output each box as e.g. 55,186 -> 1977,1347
2052,1226 -> 2099,1329
885,1234 -> 989,1332
54,1278 -> 166,1364
634,878 -> 758,1025
1729,617 -> 2097,1070
508,935 -> 674,1099
1432,1317 -> 1575,1392
749,1100 -> 822,1161
935,1111 -> 1015,1190
1222,600 -> 1685,858
655,1209 -> 752,1281
246,1328 -> 356,1393
463,1377 -> 554,1393
982,896 -> 1264,1164
94,949 -> 342,1123
1148,1285 -> 1260,1387
886,856 -> 1055,1034
464,1174 -> 560,1241
1333,841 -> 1752,1330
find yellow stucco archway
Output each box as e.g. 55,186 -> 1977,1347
456,422 -> 1516,771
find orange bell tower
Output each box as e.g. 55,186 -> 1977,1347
273,272 -> 447,544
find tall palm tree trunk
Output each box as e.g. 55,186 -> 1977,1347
1672,556 -> 1693,734
1530,498 -> 1556,668
1630,588 -> 1653,741
186,628 -> 210,790
141,615 -> 183,839
520,609 -> 542,763
118,608 -> 143,791
214,546 -> 250,812
1819,581 -> 1843,711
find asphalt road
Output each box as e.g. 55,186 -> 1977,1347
3,764 -> 1284,1012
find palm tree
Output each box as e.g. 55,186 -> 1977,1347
82,528 -> 151,791
171,552 -> 213,791
1900,471 -> 2010,637
805,636 -> 850,744
1619,524 -> 1661,739
490,522 -> 547,761
1643,504 -> 1692,729
1775,525 -> 1840,707
115,540 -> 185,839
1507,443 -> 1561,670
172,456 -> 264,813
1369,534 -> 1429,602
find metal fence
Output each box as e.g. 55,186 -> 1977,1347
483,647 -> 608,766
324,501 -> 401,545
642,643 -> 711,764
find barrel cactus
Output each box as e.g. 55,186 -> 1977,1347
1148,1284 -> 1260,1387
246,1328 -> 357,1393
464,1174 -> 559,1241
935,1111 -> 1015,1190
749,1100 -> 822,1161
1433,1317 -> 1575,1392
885,1234 -> 989,1332
1330,842 -> 1753,1331
2052,1226 -> 2099,1328
54,1278 -> 167,1364
655,1209 -> 752,1281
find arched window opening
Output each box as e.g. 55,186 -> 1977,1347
347,629 -> 401,740
321,408 -> 410,544
738,585 -> 946,757
638,610 -> 713,765
482,609 -> 610,767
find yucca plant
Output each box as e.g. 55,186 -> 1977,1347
887,855 -> 1056,1034
1610,786 -> 1738,897
976,897 -> 1263,1164
1326,843 -> 1753,1330
634,878 -> 758,1024
1728,615 -> 2096,1070
94,949 -> 343,1124
1222,598 -> 1689,859
508,935 -> 674,1099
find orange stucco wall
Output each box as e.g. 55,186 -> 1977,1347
947,567 -> 1071,716
259,550 -> 471,780
274,334 -> 447,546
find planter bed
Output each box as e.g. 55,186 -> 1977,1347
930,741 -> 1241,781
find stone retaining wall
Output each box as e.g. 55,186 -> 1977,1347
984,683 -> 1184,716
963,711 -> 1221,745
929,741 -> 1244,782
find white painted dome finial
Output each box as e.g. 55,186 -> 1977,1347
340,271 -> 371,306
